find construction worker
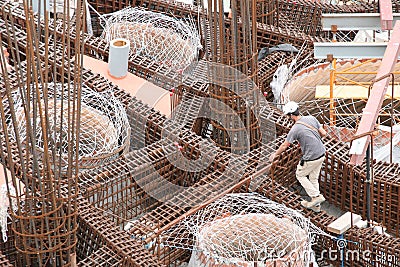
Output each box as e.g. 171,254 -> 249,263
269,101 -> 327,211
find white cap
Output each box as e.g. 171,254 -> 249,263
282,101 -> 299,115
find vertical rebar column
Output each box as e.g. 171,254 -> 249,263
201,0 -> 261,154
252,0 -> 278,26
0,0 -> 85,265
208,64 -> 261,155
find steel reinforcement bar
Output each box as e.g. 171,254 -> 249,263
76,194 -> 165,266
1,0 -> 324,107
0,253 -> 13,267
321,137 -> 400,237
2,33 -> 395,265
0,1 -> 398,266
0,5 -> 166,266
91,0 -> 378,34
345,227 -> 400,267
2,54 -> 396,266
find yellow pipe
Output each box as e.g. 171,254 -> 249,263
335,71 -> 400,75
335,74 -> 371,88
340,59 -> 376,73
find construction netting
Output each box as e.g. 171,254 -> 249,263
0,183 -> 16,242
4,83 -> 130,170
101,7 -> 201,74
162,193 -> 330,266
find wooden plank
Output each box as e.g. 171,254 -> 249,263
82,55 -> 171,116
327,211 -> 362,235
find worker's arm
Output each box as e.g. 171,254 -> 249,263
269,140 -> 290,162
318,126 -> 327,137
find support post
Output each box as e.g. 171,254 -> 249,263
328,55 -> 336,126
366,144 -> 371,227
338,234 -> 345,267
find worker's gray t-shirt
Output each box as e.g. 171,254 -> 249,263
286,116 -> 326,160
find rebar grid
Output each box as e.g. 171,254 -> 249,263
320,145 -> 400,237
0,1 -> 400,267
345,227 -> 400,267
14,0 -> 327,103
87,0 -> 329,56
86,0 -> 382,49
0,253 -> 12,267
1,63 -> 398,267
2,23 -> 399,263
76,195 -> 165,266
264,0 -> 377,35
63,0 -> 400,263
0,1 -> 163,266
78,246 -> 123,266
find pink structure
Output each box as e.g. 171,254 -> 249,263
1,47 -> 12,72
350,21 -> 400,165
380,0 -> 394,30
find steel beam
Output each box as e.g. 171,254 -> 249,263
321,13 -> 400,31
350,21 -> 400,165
313,42 -> 397,59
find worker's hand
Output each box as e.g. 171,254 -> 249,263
269,153 -> 276,162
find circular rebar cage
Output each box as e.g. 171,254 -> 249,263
5,83 -> 130,171
195,213 -> 307,266
101,7 -> 201,73
163,193 -> 327,266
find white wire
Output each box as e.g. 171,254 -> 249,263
161,193 -> 335,265
101,7 -> 201,73
6,83 -> 130,168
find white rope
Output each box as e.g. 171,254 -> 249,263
0,183 -> 17,242
87,3 -> 108,28
85,0 -> 93,35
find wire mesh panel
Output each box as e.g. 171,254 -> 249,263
0,253 -> 13,267
346,227 -> 400,267
78,246 -> 123,266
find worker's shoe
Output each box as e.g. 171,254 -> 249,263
310,204 -> 321,213
301,195 -> 326,209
